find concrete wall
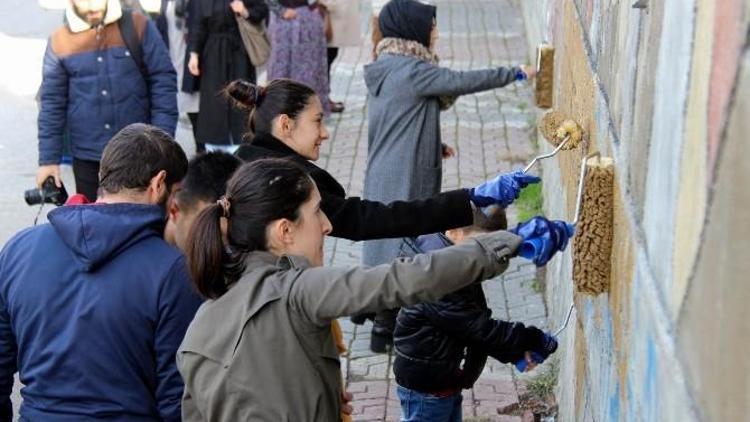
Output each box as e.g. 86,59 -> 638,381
520,0 -> 750,420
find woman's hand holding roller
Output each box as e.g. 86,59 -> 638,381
512,216 -> 574,266
470,171 -> 541,207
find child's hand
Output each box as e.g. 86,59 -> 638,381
514,328 -> 558,372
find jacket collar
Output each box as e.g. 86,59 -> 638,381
65,0 -> 123,34
250,132 -> 301,157
247,133 -> 347,198
243,251 -> 313,272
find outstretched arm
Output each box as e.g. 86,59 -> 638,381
323,189 -> 474,241
411,60 -> 522,98
289,231 -> 521,325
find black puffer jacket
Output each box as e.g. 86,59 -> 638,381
393,234 -> 547,393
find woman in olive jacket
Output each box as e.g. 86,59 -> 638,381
178,158 -> 526,421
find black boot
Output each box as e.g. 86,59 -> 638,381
350,312 -> 375,325
370,308 -> 398,353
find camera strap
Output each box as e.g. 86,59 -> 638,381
33,203 -> 46,226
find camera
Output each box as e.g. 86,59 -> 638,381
24,176 -> 68,206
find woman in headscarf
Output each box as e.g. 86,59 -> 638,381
361,0 -> 536,352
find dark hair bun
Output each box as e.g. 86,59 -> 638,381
225,79 -> 264,110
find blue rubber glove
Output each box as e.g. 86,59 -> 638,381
470,171 -> 541,207
515,333 -> 558,372
515,67 -> 528,81
512,216 -> 575,266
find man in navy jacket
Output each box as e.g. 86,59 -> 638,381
37,0 -> 178,201
0,124 -> 201,421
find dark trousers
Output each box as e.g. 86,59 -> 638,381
73,158 -> 100,201
327,47 -> 339,76
188,112 -> 205,153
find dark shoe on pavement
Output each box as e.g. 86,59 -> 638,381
329,100 -> 345,113
370,324 -> 393,353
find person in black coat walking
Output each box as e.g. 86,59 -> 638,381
188,0 -> 268,150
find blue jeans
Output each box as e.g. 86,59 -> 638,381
396,385 -> 462,422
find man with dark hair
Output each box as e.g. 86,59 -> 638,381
36,0 -> 178,201
0,123 -> 200,420
165,151 -> 242,251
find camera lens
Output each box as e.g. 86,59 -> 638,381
24,188 -> 44,206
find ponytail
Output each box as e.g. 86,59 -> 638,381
186,203 -> 228,299
186,159 -> 315,300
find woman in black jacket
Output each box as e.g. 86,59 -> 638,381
228,78 -> 540,348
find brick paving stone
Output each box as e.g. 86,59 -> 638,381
321,1 -> 549,420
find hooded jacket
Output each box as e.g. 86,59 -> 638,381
38,0 -> 177,165
393,233 -> 546,393
362,44 -> 520,267
0,204 -> 201,421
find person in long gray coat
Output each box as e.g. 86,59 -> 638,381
361,0 -> 536,351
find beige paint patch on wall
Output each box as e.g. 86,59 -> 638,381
555,0 -> 597,217
670,0 -> 715,319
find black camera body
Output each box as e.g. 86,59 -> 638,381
24,176 -> 68,206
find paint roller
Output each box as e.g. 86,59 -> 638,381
535,43 -> 554,109
523,110 -> 584,174
572,153 -> 614,295
514,152 -> 614,372
517,151 -> 614,291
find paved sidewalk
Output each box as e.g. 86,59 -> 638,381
321,1 -> 548,420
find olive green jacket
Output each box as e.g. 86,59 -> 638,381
177,231 -> 521,421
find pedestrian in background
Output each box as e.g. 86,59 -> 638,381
264,0 -> 330,114
161,0 -> 203,153
318,0 -> 361,113
37,0 -> 177,201
361,0 -> 536,352
187,0 -> 268,152
0,124 -> 200,421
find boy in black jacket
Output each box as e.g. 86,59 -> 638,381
393,207 -> 558,422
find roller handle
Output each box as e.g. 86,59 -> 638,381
522,135 -> 571,174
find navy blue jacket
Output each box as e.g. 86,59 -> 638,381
0,204 -> 201,421
393,234 -> 542,393
38,9 -> 177,165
